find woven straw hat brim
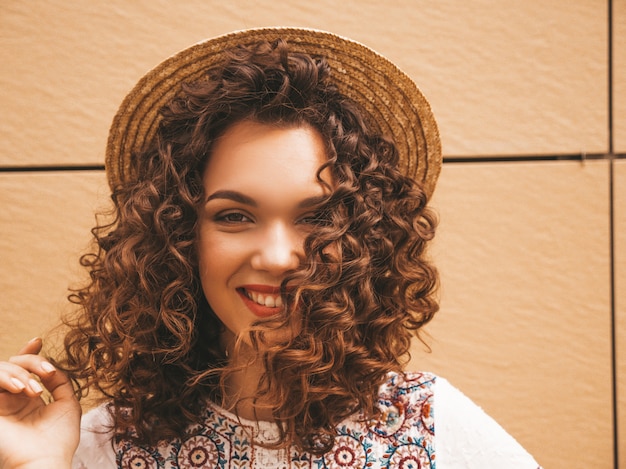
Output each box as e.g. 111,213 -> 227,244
106,27 -> 442,198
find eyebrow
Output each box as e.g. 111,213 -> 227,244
206,190 -> 257,207
297,194 -> 329,209
205,190 -> 328,209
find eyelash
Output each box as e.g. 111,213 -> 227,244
214,211 -> 253,224
212,211 -> 330,227
298,212 -> 330,227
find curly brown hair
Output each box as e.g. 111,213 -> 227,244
57,38 -> 439,454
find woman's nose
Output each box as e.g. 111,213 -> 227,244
250,222 -> 302,275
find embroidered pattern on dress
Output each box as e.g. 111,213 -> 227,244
114,372 -> 436,469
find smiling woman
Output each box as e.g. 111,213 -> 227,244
198,122 -> 328,334
197,121 -> 334,421
0,28 -> 541,468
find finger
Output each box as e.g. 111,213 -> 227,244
17,337 -> 43,356
39,363 -> 78,407
5,355 -> 57,396
0,364 -> 42,397
0,338 -> 46,395
0,362 -> 33,393
9,355 -> 75,401
8,355 -> 79,408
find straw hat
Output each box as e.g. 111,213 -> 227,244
106,27 -> 442,198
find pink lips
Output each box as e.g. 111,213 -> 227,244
237,284 -> 284,318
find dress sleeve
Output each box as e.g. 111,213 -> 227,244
433,377 -> 542,469
71,404 -> 117,469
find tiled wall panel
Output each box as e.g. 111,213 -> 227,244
410,160 -> 613,467
0,0 -> 607,167
0,172 -> 109,357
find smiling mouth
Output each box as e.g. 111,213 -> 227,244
241,288 -> 284,308
237,286 -> 285,318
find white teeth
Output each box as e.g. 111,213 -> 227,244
245,290 -> 283,308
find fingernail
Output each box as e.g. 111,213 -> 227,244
27,337 -> 41,344
10,377 -> 26,391
28,379 -> 43,394
41,362 -> 56,373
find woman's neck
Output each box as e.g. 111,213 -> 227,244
220,332 -> 274,422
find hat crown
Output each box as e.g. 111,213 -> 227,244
106,27 -> 441,198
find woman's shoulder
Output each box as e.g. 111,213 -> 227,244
381,370 -> 437,389
402,371 -> 542,469
376,370 -> 439,419
374,370 -> 437,422
72,403 -> 117,468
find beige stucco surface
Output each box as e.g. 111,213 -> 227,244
0,0 -> 608,165
409,160 -> 613,467
0,1 -> 622,467
0,172 -> 109,347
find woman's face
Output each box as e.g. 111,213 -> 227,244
197,120 -> 330,343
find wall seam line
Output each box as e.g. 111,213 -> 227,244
608,0 -> 618,467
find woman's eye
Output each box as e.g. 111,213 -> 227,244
298,212 -> 331,227
216,212 -> 252,224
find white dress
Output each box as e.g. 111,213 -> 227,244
72,372 -> 541,468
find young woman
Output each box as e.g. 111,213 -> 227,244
0,28 -> 541,468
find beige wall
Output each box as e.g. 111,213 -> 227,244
617,160 -> 626,469
0,1 -> 622,467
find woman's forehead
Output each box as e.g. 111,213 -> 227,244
202,120 -> 332,200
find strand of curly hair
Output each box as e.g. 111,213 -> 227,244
54,38 -> 439,455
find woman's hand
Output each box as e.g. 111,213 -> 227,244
0,338 -> 81,469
